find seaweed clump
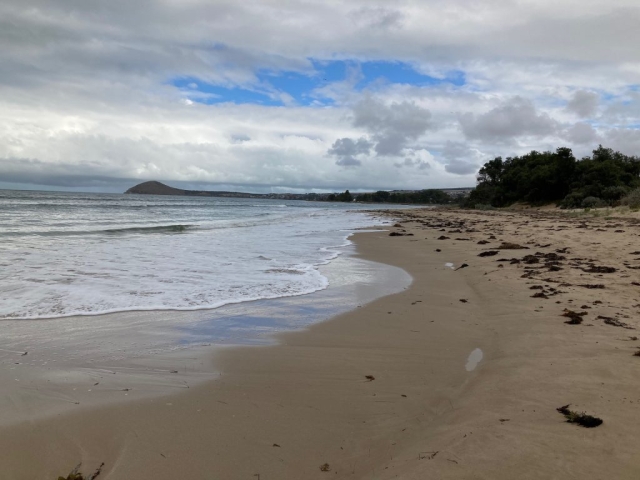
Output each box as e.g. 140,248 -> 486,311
556,405 -> 603,428
58,463 -> 104,480
497,242 -> 529,250
562,309 -> 587,325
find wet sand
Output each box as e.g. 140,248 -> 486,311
2,207 -> 640,479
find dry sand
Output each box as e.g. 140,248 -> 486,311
2,207 -> 640,479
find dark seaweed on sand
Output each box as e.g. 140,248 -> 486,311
556,405 -> 603,428
598,315 -> 634,329
582,266 -> 617,273
57,463 -> 104,480
497,242 -> 529,250
562,309 -> 586,325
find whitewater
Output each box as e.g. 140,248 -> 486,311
0,190 -> 394,320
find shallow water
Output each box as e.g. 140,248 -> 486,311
0,243 -> 412,425
0,190 -> 399,320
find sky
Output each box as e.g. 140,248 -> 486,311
1,1 -> 640,193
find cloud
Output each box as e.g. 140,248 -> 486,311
460,96 -> 558,142
566,90 -> 599,117
393,157 -> 431,170
603,128 -> 640,156
327,137 -> 372,167
348,7 -> 404,30
0,0 -> 639,191
440,141 -> 482,175
352,96 -> 433,156
564,122 -> 599,145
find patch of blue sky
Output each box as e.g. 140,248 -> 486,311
172,59 -> 466,106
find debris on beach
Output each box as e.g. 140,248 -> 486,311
497,242 -> 529,250
319,463 -> 331,472
556,405 -> 603,428
57,463 -> 104,480
562,309 -> 587,324
598,316 -> 633,329
365,375 -> 375,381
521,255 -> 540,264
419,451 -> 438,460
455,263 -> 469,271
582,266 -> 617,273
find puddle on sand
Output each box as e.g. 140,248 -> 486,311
444,262 -> 455,269
465,348 -> 484,372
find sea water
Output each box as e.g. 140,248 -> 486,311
0,190 -> 397,320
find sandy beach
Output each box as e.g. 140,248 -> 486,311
2,207 -> 640,479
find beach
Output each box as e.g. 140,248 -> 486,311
2,206 -> 640,479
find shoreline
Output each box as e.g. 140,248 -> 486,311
0,237 -> 410,428
2,207 -> 640,478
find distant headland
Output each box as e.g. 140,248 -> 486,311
124,181 -> 473,204
125,181 -> 332,200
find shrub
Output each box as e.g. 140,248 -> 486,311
621,187 -> 640,209
581,196 -> 605,208
559,192 -> 584,209
474,203 -> 495,210
601,185 -> 629,204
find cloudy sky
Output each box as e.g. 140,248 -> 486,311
1,0 -> 640,193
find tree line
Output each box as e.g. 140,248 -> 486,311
327,189 -> 456,204
464,146 -> 640,209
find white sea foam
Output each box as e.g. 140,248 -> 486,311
0,191 -> 394,320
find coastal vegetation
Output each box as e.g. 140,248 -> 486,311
354,189 -> 456,204
327,189 -> 353,202
464,146 -> 640,209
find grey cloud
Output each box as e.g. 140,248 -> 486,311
349,7 -> 404,30
231,134 -> 251,143
335,156 -> 362,167
327,137 -> 372,167
440,141 -> 481,175
352,96 -> 433,156
444,160 -> 479,175
566,90 -> 599,117
603,128 -> 640,156
601,92 -> 640,124
393,157 -> 431,170
564,122 -> 599,145
460,97 -> 558,141
0,157 -> 133,188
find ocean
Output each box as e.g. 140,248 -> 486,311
0,189 -> 398,320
